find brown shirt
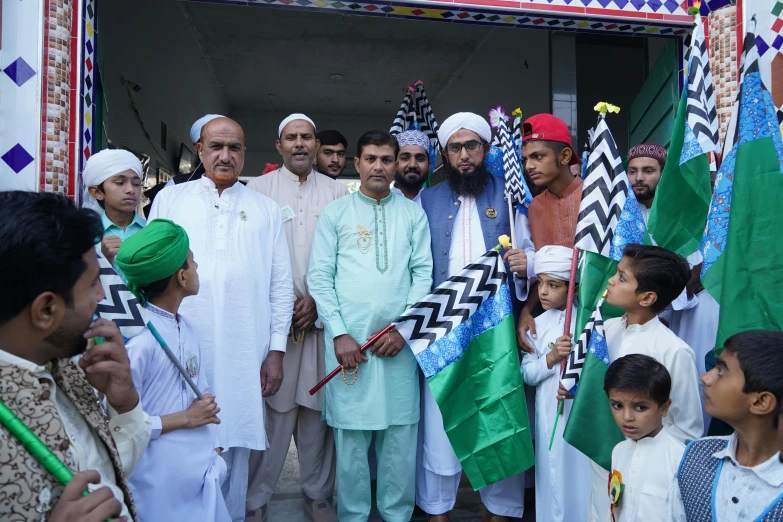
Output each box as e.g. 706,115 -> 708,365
528,176 -> 583,250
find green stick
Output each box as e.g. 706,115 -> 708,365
548,400 -> 564,451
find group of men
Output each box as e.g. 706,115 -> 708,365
0,104 -> 702,522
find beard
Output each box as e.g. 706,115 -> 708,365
445,161 -> 490,197
394,169 -> 427,192
44,309 -> 91,359
633,186 -> 656,203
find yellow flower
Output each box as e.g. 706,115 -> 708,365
498,234 -> 512,248
594,102 -> 621,115
512,108 -> 523,118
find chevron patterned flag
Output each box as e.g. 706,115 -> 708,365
389,89 -> 415,136
412,83 -> 440,152
700,26 -> 783,352
645,13 -> 714,259
488,107 -> 532,214
394,248 -> 534,489
561,110 -> 630,470
96,251 -> 148,340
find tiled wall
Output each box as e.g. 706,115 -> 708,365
708,4 -> 739,151
0,0 -> 42,191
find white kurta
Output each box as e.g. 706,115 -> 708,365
126,305 -> 230,522
521,306 -> 589,522
610,427 -> 684,522
149,177 -> 295,450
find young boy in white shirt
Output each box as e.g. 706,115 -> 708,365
521,245 -> 590,522
586,244 -> 704,522
665,330 -> 783,521
116,219 -> 230,522
605,354 -> 685,522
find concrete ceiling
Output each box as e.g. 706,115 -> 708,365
179,1 -> 498,115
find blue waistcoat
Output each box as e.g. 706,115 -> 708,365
420,175 -> 511,288
677,437 -> 783,522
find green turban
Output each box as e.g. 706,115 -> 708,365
116,219 -> 190,301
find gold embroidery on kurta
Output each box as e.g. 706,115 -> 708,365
356,224 -> 372,253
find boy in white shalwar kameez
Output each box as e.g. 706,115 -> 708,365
116,219 -> 230,522
521,245 -> 590,522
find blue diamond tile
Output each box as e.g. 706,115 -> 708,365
1,144 -> 34,173
662,0 -> 679,11
3,57 -> 36,87
613,0 -> 630,8
647,0 -> 662,11
84,129 -> 92,144
629,0 -> 646,9
595,0 -> 613,8
86,40 -> 94,55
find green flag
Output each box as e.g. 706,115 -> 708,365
700,54 -> 783,351
645,95 -> 713,257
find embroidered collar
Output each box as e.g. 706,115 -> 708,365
357,190 -> 392,206
145,303 -> 178,325
713,434 -> 783,488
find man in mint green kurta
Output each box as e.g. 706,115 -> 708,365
308,130 -> 433,522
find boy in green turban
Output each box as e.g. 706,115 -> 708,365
116,219 -> 231,522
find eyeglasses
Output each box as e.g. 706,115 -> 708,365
445,140 -> 484,155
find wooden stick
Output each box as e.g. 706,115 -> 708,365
309,324 -> 395,396
556,247 -> 580,410
507,196 -> 517,248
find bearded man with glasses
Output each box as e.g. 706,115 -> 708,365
417,113 -> 536,522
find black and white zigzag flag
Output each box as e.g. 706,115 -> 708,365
390,89 -> 415,136
686,16 -> 720,155
723,20 -> 762,155
413,83 -> 440,151
394,250 -> 506,357
573,114 -> 629,256
96,251 -> 148,339
489,108 -> 527,205
389,83 -> 440,153
560,298 -> 605,394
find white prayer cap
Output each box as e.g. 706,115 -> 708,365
81,149 -> 142,211
534,245 -> 574,281
437,112 -> 492,147
190,114 -> 226,143
397,130 -> 430,151
278,113 -> 316,137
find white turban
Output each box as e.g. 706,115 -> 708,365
190,114 -> 225,143
437,112 -> 492,147
534,245 -> 575,281
278,113 -> 316,137
81,149 -> 142,211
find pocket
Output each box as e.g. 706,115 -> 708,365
636,482 -> 669,521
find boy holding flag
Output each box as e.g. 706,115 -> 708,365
117,220 -> 230,522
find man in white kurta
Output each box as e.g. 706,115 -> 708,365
308,130 -> 433,522
149,117 -> 294,522
245,114 -> 348,522
417,113 -> 534,521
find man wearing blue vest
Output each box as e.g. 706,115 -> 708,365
418,112 -> 535,522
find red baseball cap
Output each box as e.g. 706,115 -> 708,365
522,114 -> 581,165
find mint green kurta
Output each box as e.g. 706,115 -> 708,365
308,191 -> 433,430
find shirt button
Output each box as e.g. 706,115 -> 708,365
440,270 -> 445,274
40,390 -> 51,401
380,243 -> 383,246
442,251 -> 447,255
445,232 -> 450,237
59,439 -> 70,451
454,202 -> 458,206
114,426 -> 121,433
562,217 -> 566,221
732,497 -> 739,504
448,215 -> 453,220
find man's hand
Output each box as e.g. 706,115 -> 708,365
260,351 -> 284,397
48,470 -> 126,522
516,307 -> 537,354
184,393 -> 221,428
503,247 -> 528,279
556,382 -> 574,402
369,329 -> 406,358
100,236 -> 123,265
334,335 -> 366,369
293,296 -> 318,331
546,334 -> 573,369
80,319 -> 139,415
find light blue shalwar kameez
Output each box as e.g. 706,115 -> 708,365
308,191 -> 433,522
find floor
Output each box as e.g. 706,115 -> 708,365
264,441 -> 536,521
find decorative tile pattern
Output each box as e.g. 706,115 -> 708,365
3,58 -> 37,87
1,145 -> 35,174
0,0 -> 42,191
79,0 -> 98,204
708,5 -> 738,151
40,0 -> 74,196
772,1 -> 783,52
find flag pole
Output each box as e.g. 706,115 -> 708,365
309,324 -> 394,396
507,195 -> 517,248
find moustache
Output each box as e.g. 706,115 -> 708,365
404,168 -> 421,175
